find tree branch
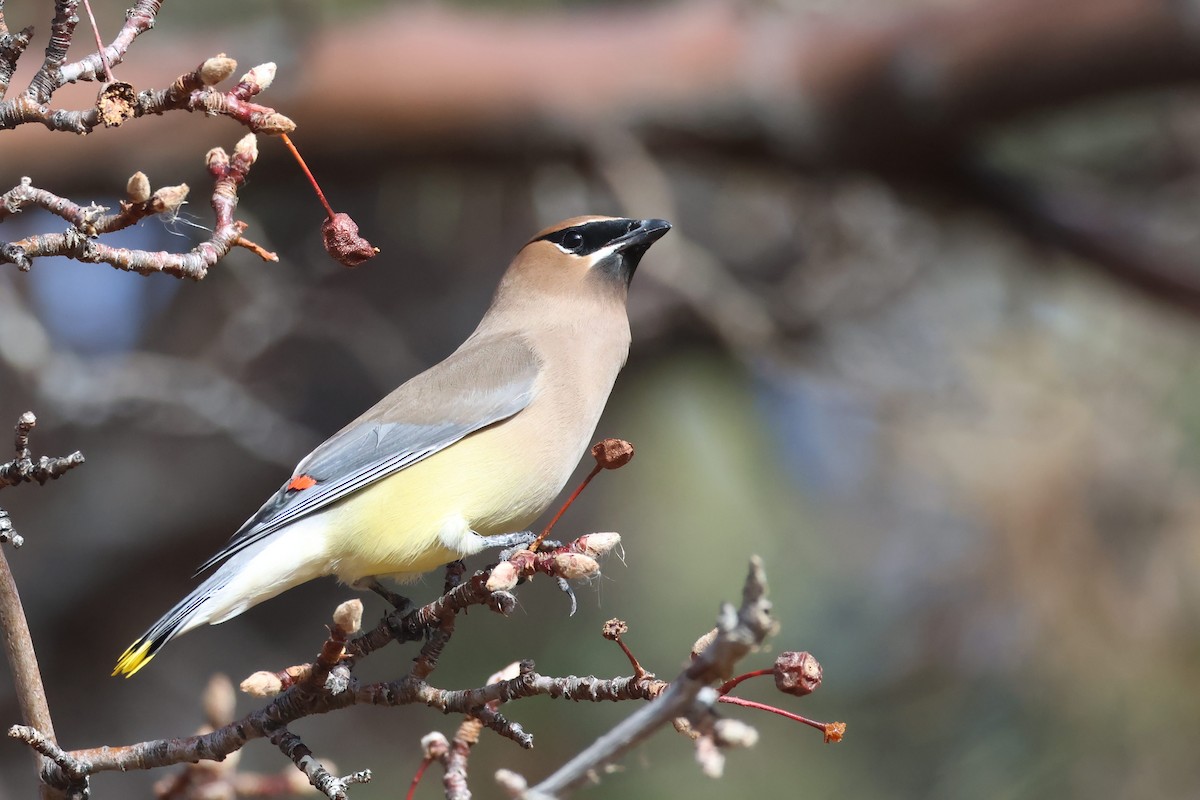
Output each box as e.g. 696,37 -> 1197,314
0,412 -> 86,800
1,133 -> 276,278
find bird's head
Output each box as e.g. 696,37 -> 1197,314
500,216 -> 672,302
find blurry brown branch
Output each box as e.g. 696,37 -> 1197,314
954,157 -> 1200,316
293,0 -> 1200,164
0,0 -> 293,136
1,133 -> 276,278
286,0 -> 1200,320
9,550 -> 835,799
0,411 -> 84,800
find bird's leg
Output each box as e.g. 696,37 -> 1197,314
356,577 -> 412,612
490,530 -> 564,560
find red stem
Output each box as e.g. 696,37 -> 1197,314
717,695 -> 827,734
79,0 -> 113,83
717,668 -> 773,696
530,463 -> 602,551
280,133 -> 336,220
404,757 -> 432,800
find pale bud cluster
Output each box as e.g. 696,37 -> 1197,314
420,731 -> 450,760
690,628 -> 718,659
494,768 -> 528,797
150,184 -> 189,214
125,171 -> 150,203
202,673 -> 236,728
332,598 -> 363,635
206,146 -> 230,171
240,664 -> 310,697
199,54 -> 238,86
712,718 -> 759,749
486,560 -> 519,592
233,134 -> 260,165
487,661 -> 523,686
551,552 -> 599,580
572,531 -> 621,558
240,62 -> 277,93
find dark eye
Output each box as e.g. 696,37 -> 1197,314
562,231 -> 585,252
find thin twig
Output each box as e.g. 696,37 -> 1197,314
520,558 -> 776,798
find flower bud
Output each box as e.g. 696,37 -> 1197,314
241,62 -> 277,92
712,718 -> 759,749
486,560 -> 519,592
332,599 -> 363,635
199,54 -> 237,86
421,731 -> 450,760
202,673 -> 236,727
574,531 -> 621,557
551,553 -> 599,580
150,183 -> 189,214
126,171 -> 150,203
690,628 -> 718,659
487,661 -> 522,685
233,133 -> 259,165
240,671 -> 283,697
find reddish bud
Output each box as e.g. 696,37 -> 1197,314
322,212 -> 379,267
602,618 -> 629,641
774,651 -> 822,697
592,438 -> 634,469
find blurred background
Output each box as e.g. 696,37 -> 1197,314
3,0 -> 1200,797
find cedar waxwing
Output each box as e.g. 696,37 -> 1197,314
114,216 -> 671,676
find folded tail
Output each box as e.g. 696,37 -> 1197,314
114,520 -> 330,677
113,571 -> 233,677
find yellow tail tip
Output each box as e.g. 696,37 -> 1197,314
112,641 -> 154,678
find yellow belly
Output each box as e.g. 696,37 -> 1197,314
320,414 -> 573,582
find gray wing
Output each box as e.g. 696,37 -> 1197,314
196,334 -> 541,573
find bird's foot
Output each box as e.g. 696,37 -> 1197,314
490,530 -> 564,560
555,576 -> 578,616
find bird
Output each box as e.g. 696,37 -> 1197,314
113,215 -> 671,677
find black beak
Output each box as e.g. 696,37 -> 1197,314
612,218 -> 672,257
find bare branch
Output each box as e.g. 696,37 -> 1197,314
26,0 -> 80,105
0,412 -> 86,800
0,50 -> 295,135
0,23 -> 33,99
517,557 -> 776,799
59,0 -> 162,84
0,413 -> 84,489
1,133 -> 276,278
